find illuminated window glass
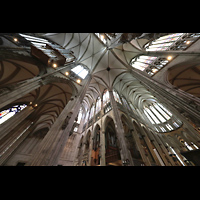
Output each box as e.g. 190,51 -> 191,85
95,33 -> 107,44
154,103 -> 170,120
144,109 -> 155,124
130,56 -> 157,71
144,107 -> 160,124
89,104 -> 95,120
0,104 -> 27,124
113,90 -> 122,104
71,65 -> 88,79
95,97 -> 101,114
84,110 -> 89,124
103,89 -> 110,107
144,103 -> 173,125
149,105 -> 166,123
157,103 -> 172,116
145,33 -> 184,51
19,33 -> 50,48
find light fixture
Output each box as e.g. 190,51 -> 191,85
186,41 -> 190,45
65,71 -> 69,76
152,68 -> 158,73
77,79 -> 81,84
13,38 -> 18,42
52,63 -> 57,68
167,56 -> 172,61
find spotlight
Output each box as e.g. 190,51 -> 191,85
152,68 -> 158,73
167,56 -> 172,61
77,79 -> 81,84
14,38 -> 18,42
65,71 -> 69,76
52,63 -> 57,68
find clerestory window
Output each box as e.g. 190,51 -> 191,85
95,97 -> 101,114
130,56 -> 157,71
71,65 -> 89,79
89,104 -> 95,120
143,102 -> 182,133
130,33 -> 200,75
143,103 -> 172,125
113,89 -> 122,104
144,33 -> 184,51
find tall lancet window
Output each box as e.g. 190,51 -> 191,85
130,56 -> 157,71
103,89 -> 110,107
89,104 -> 95,120
103,89 -> 111,113
113,89 -> 122,104
144,33 -> 184,51
95,97 -> 101,114
143,102 -> 181,133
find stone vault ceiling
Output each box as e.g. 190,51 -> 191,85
42,33 -> 168,110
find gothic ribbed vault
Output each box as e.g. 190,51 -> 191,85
43,33 -> 151,111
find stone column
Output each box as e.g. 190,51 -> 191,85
99,130 -> 106,166
130,69 -> 200,121
138,127 -> 161,166
99,98 -> 106,166
28,76 -> 92,166
109,89 -> 134,166
0,105 -> 34,141
130,128 -> 151,166
145,130 -> 172,166
0,119 -> 33,165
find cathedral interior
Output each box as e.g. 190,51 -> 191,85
0,33 -> 200,166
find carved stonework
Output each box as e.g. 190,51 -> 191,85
61,112 -> 73,130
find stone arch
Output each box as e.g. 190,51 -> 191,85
84,130 -> 91,153
102,115 -> 114,132
103,116 -> 122,166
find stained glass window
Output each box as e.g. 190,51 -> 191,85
113,90 -> 122,104
130,56 -> 157,71
0,104 -> 27,125
89,104 -> 95,120
103,89 -> 110,107
143,103 -> 173,125
143,102 -> 183,133
84,109 -> 89,124
145,33 -> 184,51
71,65 -> 88,79
95,97 -> 101,114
